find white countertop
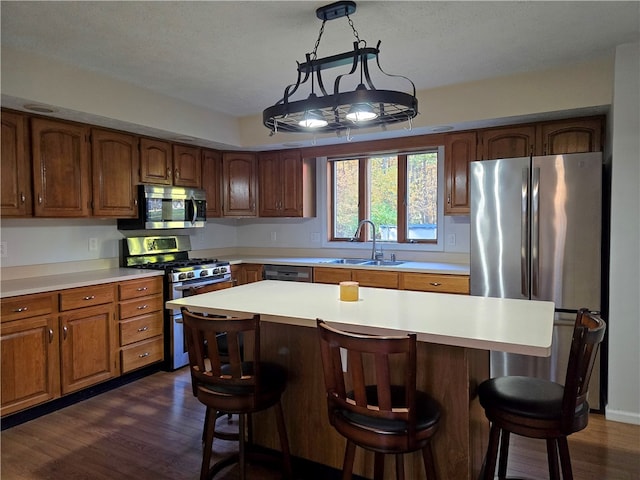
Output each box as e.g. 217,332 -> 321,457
167,280 -> 554,357
225,256 -> 470,275
1,268 -> 164,298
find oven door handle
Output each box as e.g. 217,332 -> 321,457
173,279 -> 230,292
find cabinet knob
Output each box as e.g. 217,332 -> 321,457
48,328 -> 54,343
20,192 -> 25,204
63,325 -> 68,340
429,282 -> 442,287
167,167 -> 172,178
175,168 -> 180,178
38,194 -> 43,204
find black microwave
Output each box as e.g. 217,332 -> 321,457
117,184 -> 206,230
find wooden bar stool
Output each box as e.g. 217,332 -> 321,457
182,308 -> 292,480
317,319 -> 441,480
478,308 -> 606,480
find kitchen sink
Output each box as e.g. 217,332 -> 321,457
322,258 -> 372,265
361,260 -> 405,266
321,258 -> 405,266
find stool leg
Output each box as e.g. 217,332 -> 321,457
557,436 -> 574,480
395,453 -> 405,480
342,440 -> 356,480
546,438 -> 560,480
273,400 -> 292,479
239,414 -> 247,480
201,407 -> 216,480
497,430 -> 510,479
373,452 -> 384,480
483,424 -> 501,480
421,443 -> 437,480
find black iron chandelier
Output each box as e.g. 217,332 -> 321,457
263,1 -> 418,135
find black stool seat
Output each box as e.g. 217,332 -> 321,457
477,309 -> 605,480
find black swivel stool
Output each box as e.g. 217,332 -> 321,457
182,308 -> 292,480
477,308 -> 606,480
317,319 -> 441,480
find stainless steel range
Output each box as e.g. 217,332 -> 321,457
121,235 -> 232,370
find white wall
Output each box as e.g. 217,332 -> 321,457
606,42 -> 640,424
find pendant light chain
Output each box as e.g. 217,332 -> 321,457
311,20 -> 327,61
346,14 -> 365,47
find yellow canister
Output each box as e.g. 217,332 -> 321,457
339,281 -> 359,301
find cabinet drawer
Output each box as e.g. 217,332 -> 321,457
59,284 -> 115,311
352,270 -> 399,289
119,277 -> 163,300
313,267 -> 352,285
119,294 -> 163,320
400,273 -> 469,295
1,293 -> 56,323
120,312 -> 163,346
121,336 -> 163,373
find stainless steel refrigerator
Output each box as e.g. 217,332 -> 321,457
470,152 -> 603,408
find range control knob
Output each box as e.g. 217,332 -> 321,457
200,270 -> 209,277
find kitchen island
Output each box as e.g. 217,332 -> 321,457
167,280 -> 555,479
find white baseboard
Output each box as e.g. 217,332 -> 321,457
605,407 -> 640,425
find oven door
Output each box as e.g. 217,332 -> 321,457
169,276 -> 232,370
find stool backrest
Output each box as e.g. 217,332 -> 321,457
182,308 -> 260,394
562,308 -> 606,432
317,320 -> 418,439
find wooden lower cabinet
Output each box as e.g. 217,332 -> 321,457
352,269 -> 399,289
400,272 -> 470,294
59,302 -> 117,394
232,263 -> 264,286
313,267 -> 352,285
117,277 -> 164,374
0,298 -> 60,416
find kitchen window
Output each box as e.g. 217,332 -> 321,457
329,149 -> 440,244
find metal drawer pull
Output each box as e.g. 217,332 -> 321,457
138,352 -> 150,358
429,282 -> 442,286
13,307 -> 28,312
137,326 -> 149,332
136,287 -> 148,292
83,295 -> 96,300
137,304 -> 149,310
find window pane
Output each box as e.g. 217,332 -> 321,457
333,159 -> 360,238
369,156 -> 397,241
407,152 -> 438,240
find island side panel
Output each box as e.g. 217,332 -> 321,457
253,321 -> 488,480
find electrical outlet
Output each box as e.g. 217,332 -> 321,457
0,241 -> 7,258
88,237 -> 99,252
447,233 -> 456,246
270,231 -> 277,242
311,232 -> 321,242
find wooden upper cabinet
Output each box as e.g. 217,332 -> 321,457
1,111 -> 32,217
222,152 -> 257,217
140,138 -> 172,185
202,148 -> 222,218
259,149 -> 316,217
444,131 -> 477,215
172,144 -> 201,188
31,118 -> 90,217
91,128 -> 139,218
537,117 -> 603,155
479,125 -> 536,160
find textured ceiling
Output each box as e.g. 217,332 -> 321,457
2,1 -> 638,121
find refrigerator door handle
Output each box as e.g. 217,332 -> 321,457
521,167 -> 530,297
531,167 -> 541,298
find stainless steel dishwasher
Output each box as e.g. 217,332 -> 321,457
263,264 -> 313,282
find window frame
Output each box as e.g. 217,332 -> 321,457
328,148 -> 440,245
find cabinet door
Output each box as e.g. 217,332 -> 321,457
140,138 -> 172,185
280,150 -> 304,216
1,316 -> 60,416
222,152 -> 257,217
537,117 -> 603,155
244,264 -> 264,284
479,125 -> 535,160
400,272 -> 469,294
258,151 -> 282,216
31,118 -> 90,217
173,144 -> 201,187
313,267 -> 352,285
444,131 -> 477,215
1,111 -> 32,216
351,270 -> 399,289
60,304 -> 117,394
91,128 -> 139,217
202,148 -> 222,217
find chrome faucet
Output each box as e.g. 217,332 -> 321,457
352,219 -> 383,260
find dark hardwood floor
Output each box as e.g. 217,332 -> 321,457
1,369 -> 639,479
